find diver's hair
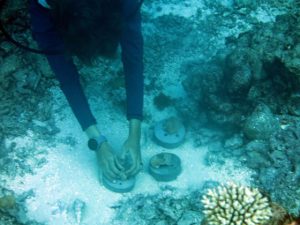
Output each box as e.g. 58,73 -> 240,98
49,0 -> 121,64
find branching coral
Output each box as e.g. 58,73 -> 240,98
201,183 -> 273,225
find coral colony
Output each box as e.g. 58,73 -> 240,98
202,183 -> 273,225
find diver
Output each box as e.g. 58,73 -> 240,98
29,0 -> 144,183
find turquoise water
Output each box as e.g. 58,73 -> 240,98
0,0 -> 299,224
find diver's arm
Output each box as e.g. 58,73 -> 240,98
120,0 -> 144,125
29,0 -> 96,131
120,0 -> 144,177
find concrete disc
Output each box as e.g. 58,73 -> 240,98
102,176 -> 135,193
153,118 -> 186,149
148,152 -> 182,182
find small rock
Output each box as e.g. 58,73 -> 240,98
270,150 -> 287,161
244,103 -> 279,140
224,134 -> 243,149
228,65 -> 252,94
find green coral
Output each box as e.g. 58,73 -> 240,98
202,183 -> 273,225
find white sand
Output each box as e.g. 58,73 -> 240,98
5,86 -> 253,225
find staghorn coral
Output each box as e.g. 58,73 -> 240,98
201,183 -> 273,225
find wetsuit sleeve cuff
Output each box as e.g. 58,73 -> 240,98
127,114 -> 143,121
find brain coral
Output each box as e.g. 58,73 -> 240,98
201,183 -> 273,225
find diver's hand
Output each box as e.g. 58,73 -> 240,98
120,137 -> 142,178
96,142 -> 125,180
120,119 -> 142,177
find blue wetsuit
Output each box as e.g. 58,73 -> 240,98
29,0 -> 144,130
